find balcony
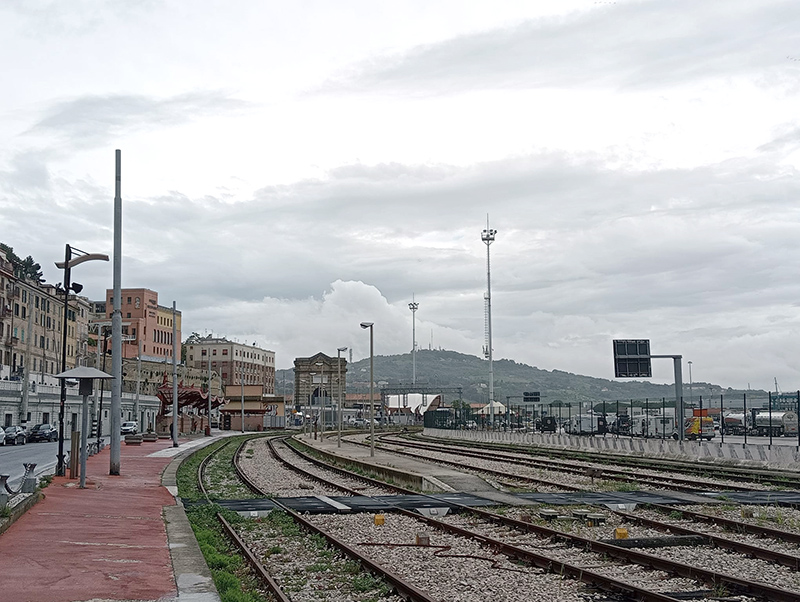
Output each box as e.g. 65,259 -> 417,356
4,336 -> 19,346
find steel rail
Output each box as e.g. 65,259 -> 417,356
235,437 -> 439,602
283,434 -> 800,601
643,502 -> 800,546
456,505 -> 800,602
276,436 -> 413,495
265,437 -> 686,602
371,435 -> 800,571
379,434 -> 761,493
406,431 -> 800,489
217,512 -> 293,602
614,509 -> 800,569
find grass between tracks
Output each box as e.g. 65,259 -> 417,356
178,434 -> 277,602
187,504 -> 272,602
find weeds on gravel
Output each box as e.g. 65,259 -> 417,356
185,504 -> 270,602
596,480 -> 638,492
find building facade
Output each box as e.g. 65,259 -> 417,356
1,249 -> 90,385
99,288 -> 181,362
185,335 -> 276,395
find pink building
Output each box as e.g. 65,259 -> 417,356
100,288 -> 181,361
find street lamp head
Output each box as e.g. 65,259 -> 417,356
360,322 -> 373,329
337,346 -> 347,352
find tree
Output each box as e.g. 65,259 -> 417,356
0,243 -> 44,283
18,255 -> 44,283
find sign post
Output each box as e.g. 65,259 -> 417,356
613,340 -> 684,442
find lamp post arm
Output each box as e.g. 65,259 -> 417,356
55,253 -> 109,270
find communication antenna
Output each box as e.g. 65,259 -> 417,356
408,295 -> 419,384
481,215 -> 497,426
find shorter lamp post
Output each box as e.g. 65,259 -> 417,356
54,366 -> 113,489
360,322 -> 374,457
337,347 -> 347,448
54,245 -> 109,476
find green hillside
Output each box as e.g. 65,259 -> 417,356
276,349 -> 764,407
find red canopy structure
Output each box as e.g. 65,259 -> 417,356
157,373 -> 226,415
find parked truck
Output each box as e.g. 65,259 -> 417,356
752,411 -> 798,437
723,413 -> 749,436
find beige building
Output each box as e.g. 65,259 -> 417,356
0,249 -> 90,384
185,335 -> 275,395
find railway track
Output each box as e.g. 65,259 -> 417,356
356,432 -> 800,555
405,431 -> 800,489
226,435 -> 800,601
376,433 -> 782,494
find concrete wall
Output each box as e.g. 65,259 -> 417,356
424,428 -> 800,471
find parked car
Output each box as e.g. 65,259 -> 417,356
27,423 -> 58,442
3,426 -> 28,445
121,421 -> 138,435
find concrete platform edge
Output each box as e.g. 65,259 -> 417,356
162,441 -> 222,602
0,491 -> 44,537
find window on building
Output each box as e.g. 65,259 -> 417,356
127,297 -> 131,304
222,349 -> 228,355
126,313 -> 131,318
212,349 -> 217,355
201,349 -> 207,356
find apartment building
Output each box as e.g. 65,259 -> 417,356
99,288 -> 181,362
185,335 -> 275,395
0,249 -> 90,382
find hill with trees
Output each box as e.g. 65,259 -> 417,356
276,348 -> 762,408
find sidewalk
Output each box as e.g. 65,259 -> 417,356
0,434 -> 221,602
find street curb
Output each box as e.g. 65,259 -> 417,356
162,438 -> 222,602
0,491 -> 44,537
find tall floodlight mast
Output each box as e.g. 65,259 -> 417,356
408,296 -> 419,385
481,217 -> 497,427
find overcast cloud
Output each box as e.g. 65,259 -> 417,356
3,1 -> 800,390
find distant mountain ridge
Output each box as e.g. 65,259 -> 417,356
276,349 -> 764,405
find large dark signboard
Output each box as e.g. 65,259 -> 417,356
613,339 -> 652,378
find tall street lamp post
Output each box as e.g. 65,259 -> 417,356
688,360 -> 693,408
408,299 -> 418,385
54,245 -> 109,477
360,322 -> 375,457
337,346 -> 347,448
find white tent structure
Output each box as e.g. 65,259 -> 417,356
477,401 -> 507,415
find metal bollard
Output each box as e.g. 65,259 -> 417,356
0,474 -> 10,495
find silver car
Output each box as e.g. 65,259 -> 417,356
121,421 -> 138,435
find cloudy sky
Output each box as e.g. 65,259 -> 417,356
3,0 -> 800,390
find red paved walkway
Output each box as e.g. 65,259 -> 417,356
0,440 -> 179,602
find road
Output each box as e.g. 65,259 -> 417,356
0,437 -> 108,490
